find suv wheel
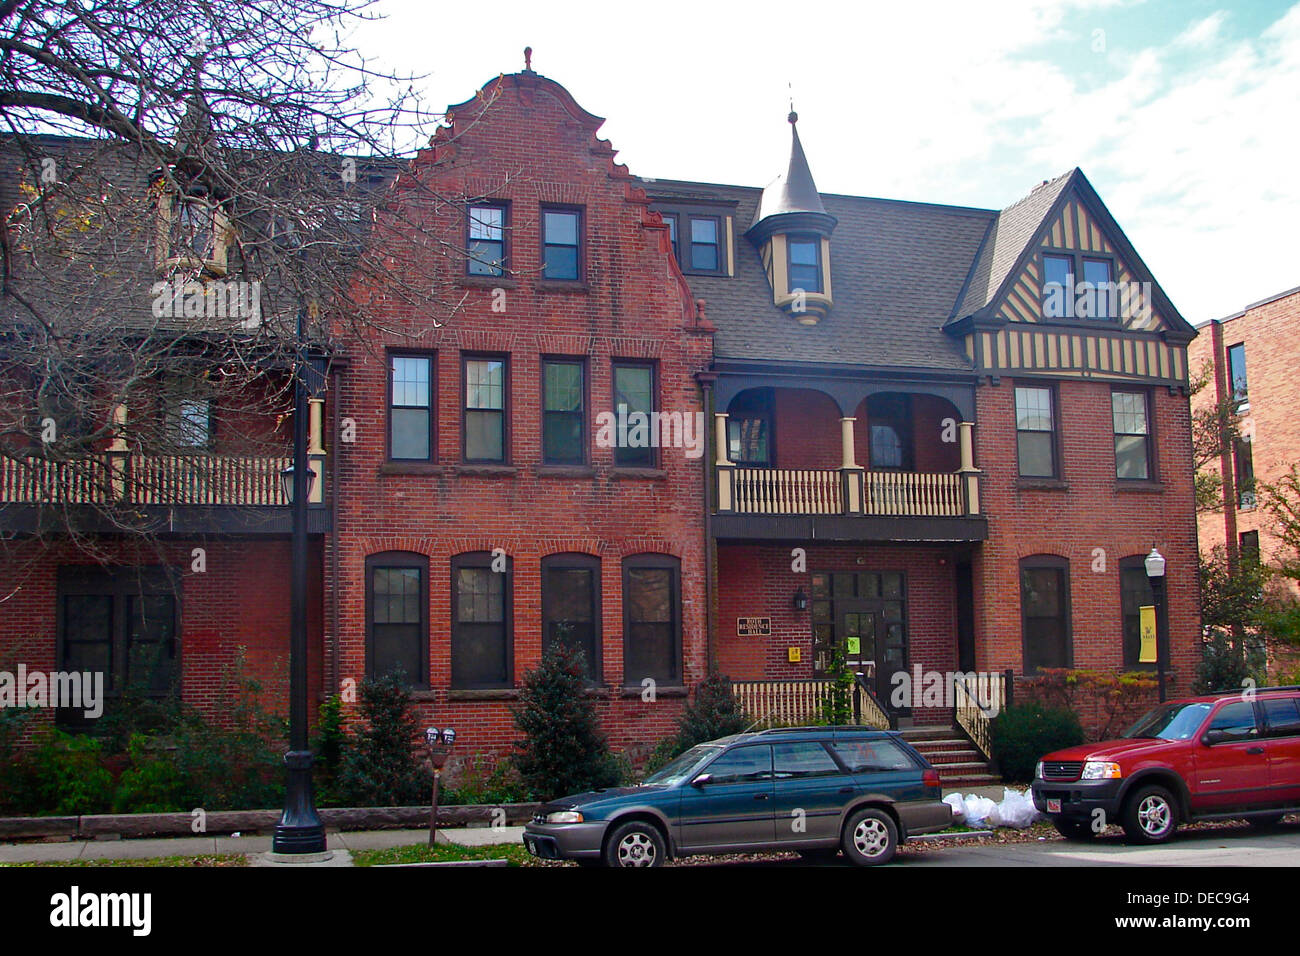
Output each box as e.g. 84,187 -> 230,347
1051,818 -> 1096,842
604,821 -> 666,868
1122,785 -> 1178,844
841,808 -> 898,866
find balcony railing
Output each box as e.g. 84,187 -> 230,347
0,453 -> 293,507
726,467 -> 969,517
731,678 -> 891,730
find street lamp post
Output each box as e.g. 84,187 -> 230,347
1145,546 -> 1169,703
426,727 -> 457,847
271,298 -> 326,856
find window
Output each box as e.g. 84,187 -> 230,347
1041,254 -> 1072,318
463,356 -> 507,462
726,390 -> 772,466
1015,386 -> 1056,478
773,741 -> 843,778
1020,557 -> 1070,673
1227,343 -> 1248,408
787,238 -> 822,293
541,208 -> 581,280
389,355 -> 432,460
622,554 -> 680,686
828,738 -> 916,772
662,214 -> 678,261
1234,437 -> 1255,509
1041,252 -> 1118,320
542,359 -> 585,465
467,204 -> 507,276
163,383 -> 212,449
1081,258 -> 1115,318
451,552 -> 511,689
688,216 -> 721,273
1120,556 -> 1155,668
170,198 -> 214,259
1262,698 -> 1300,737
542,554 -> 600,682
703,745 -> 772,784
1239,530 -> 1260,562
57,566 -> 180,721
1112,390 -> 1151,480
1207,701 -> 1257,739
867,394 -> 913,470
366,553 -> 427,685
612,361 -> 656,468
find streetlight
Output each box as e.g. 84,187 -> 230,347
1144,545 -> 1169,703
426,727 -> 457,847
271,290 -> 326,856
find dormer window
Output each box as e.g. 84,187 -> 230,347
173,200 -> 214,259
1041,251 -> 1118,321
787,237 -> 822,294
155,184 -> 231,277
688,216 -> 721,273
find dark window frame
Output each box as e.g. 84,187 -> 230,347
1261,697 -> 1300,738
786,234 -> 823,294
1019,554 -> 1072,674
866,393 -> 914,471
1239,530 -> 1260,563
540,205 -> 584,282
726,388 -> 774,467
649,203 -> 734,276
1234,435 -> 1255,509
611,359 -> 659,469
621,553 -> 682,688
686,214 -> 724,276
387,351 -> 436,462
450,551 -> 514,690
1227,342 -> 1249,409
461,353 -> 509,464
1039,247 -> 1122,324
660,212 -> 679,261
1119,555 -> 1156,669
1014,382 -> 1060,479
466,201 -> 510,277
540,356 -> 588,465
364,551 -> 429,688
541,553 -> 602,683
1111,388 -> 1154,481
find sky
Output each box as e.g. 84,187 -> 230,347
350,0 -> 1300,325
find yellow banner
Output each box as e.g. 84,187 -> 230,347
1139,605 -> 1157,663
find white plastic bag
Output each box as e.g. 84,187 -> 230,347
942,792 -> 965,824
961,794 -> 998,827
995,787 -> 1041,829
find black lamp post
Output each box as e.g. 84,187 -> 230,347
1144,545 -> 1169,703
271,296 -> 326,855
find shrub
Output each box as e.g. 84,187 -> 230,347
111,734 -> 189,813
512,644 -> 619,801
443,755 -> 532,806
990,703 -> 1084,783
818,644 -> 854,726
1194,629 -> 1266,695
675,672 -> 750,750
335,673 -> 429,807
27,728 -> 116,815
0,709 -> 37,814
1019,667 -> 1160,741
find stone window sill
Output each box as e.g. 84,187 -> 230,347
1016,478 -> 1068,491
535,464 -> 597,478
456,275 -> 517,290
379,462 -> 445,476
620,685 -> 688,699
454,464 -> 519,476
1115,480 -> 1165,493
611,467 -> 667,480
447,688 -> 519,701
535,280 -> 589,293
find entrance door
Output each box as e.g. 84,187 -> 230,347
839,599 -> 905,709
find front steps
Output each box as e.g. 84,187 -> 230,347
900,726 -> 1001,788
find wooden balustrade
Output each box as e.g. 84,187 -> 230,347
0,454 -> 292,507
732,468 -> 842,514
732,679 -> 843,726
864,470 -> 964,516
728,467 -> 964,517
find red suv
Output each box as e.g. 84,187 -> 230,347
1031,688 -> 1300,844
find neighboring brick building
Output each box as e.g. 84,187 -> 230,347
1,64 -> 1203,760
1190,285 -> 1300,575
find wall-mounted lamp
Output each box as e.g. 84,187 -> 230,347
793,588 -> 808,612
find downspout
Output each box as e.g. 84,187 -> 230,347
329,364 -> 341,695
698,372 -> 719,674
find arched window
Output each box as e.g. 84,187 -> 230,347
365,552 -> 427,687
541,554 -> 601,682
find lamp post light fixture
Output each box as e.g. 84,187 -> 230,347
279,463 -> 317,505
1144,545 -> 1170,703
793,587 -> 808,612
426,726 -> 457,847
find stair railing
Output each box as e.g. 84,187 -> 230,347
852,672 -> 895,730
953,669 -> 1013,761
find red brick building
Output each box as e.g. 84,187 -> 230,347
1,65 -> 1203,763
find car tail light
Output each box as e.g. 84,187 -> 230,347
922,768 -> 941,789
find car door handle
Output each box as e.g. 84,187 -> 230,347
838,787 -> 854,794
753,793 -> 769,801
1246,746 -> 1264,754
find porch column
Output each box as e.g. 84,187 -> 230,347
307,397 -> 325,504
958,421 -> 981,516
839,416 -> 865,515
714,412 -> 735,512
107,401 -> 128,501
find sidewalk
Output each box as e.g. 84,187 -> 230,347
0,826 -> 525,865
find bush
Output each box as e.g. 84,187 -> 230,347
675,672 -> 750,749
27,728 -> 116,815
1194,629 -> 1266,695
990,703 -> 1084,783
313,693 -> 346,804
443,755 -> 532,806
512,644 -> 619,802
335,673 -> 429,807
818,644 -> 854,726
0,709 -> 37,814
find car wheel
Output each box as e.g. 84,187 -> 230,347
1122,785 -> 1178,844
1051,818 -> 1097,841
603,821 -> 666,868
1245,813 -> 1285,829
841,808 -> 898,866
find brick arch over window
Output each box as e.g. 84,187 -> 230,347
364,551 -> 428,688
1019,554 -> 1071,674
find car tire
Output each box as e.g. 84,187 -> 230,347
603,821 -> 666,868
1051,818 -> 1097,841
841,808 -> 898,866
1121,785 -> 1178,844
1245,813 -> 1285,829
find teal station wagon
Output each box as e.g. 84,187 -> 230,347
523,726 -> 952,867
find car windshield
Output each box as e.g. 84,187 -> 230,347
1122,702 -> 1214,740
642,744 -> 721,786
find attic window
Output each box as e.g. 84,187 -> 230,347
788,238 -> 822,294
171,199 -> 214,260
689,217 -> 721,273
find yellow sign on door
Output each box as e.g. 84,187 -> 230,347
1139,605 -> 1157,663
846,637 -> 861,655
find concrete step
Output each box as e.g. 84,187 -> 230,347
898,726 -> 960,740
920,749 -> 987,765
940,774 -> 1003,788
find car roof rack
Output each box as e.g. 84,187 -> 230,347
1207,685 -> 1300,697
751,725 -> 885,736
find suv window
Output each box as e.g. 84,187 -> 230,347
1207,701 -> 1258,739
704,745 -> 772,784
828,738 -> 915,772
773,741 -> 843,778
1262,698 -> 1300,737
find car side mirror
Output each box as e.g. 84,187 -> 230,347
690,773 -> 712,788
1202,730 -> 1230,746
